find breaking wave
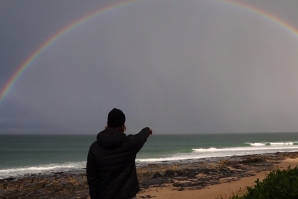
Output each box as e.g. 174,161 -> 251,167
0,161 -> 86,179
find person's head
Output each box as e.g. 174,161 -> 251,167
106,108 -> 126,131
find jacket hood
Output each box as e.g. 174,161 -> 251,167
97,128 -> 126,149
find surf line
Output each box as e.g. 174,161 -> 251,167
1,0 -> 298,103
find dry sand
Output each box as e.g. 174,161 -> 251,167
137,158 -> 298,199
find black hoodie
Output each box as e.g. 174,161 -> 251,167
87,127 -> 151,199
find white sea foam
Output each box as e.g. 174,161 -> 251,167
193,145 -> 298,152
0,161 -> 86,179
137,153 -> 216,162
247,142 -> 295,146
248,143 -> 267,146
137,144 -> 298,163
270,142 -> 293,146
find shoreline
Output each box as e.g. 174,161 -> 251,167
137,153 -> 298,199
138,157 -> 298,199
1,152 -> 298,199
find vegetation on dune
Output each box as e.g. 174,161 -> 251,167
219,166 -> 298,199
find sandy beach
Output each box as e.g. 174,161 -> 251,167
138,156 -> 298,199
1,152 -> 298,199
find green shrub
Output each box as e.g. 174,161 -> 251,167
223,166 -> 298,199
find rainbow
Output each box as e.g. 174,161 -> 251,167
1,0 -> 298,103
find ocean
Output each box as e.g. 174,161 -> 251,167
1,132 -> 298,179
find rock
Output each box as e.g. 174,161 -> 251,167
164,170 -> 175,177
232,164 -> 243,169
151,172 -> 162,178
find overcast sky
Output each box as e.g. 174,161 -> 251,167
1,0 -> 298,134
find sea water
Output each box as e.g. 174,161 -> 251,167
0,132 -> 298,179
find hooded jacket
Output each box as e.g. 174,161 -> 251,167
87,127 -> 151,199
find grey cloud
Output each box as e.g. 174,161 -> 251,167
1,0 -> 298,134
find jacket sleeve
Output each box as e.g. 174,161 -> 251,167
131,127 -> 151,152
86,144 -> 99,199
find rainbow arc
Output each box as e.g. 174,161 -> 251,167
1,0 -> 298,103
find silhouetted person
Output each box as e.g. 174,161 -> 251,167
87,108 -> 152,199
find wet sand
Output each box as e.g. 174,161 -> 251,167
1,152 -> 298,199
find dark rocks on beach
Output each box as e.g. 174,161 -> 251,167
0,173 -> 89,199
151,172 -> 163,178
1,152 -> 298,199
138,152 -> 298,191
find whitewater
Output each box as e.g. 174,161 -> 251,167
1,133 -> 297,179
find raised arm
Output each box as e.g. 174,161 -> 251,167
130,127 -> 152,152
